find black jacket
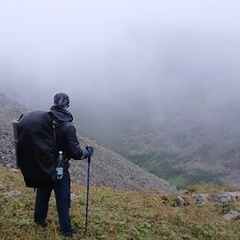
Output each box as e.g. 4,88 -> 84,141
50,106 -> 84,161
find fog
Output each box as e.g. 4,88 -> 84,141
1,0 -> 240,138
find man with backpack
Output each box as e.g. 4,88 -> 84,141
31,92 -> 93,237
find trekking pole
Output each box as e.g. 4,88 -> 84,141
85,156 -> 91,232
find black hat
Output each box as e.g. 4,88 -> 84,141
54,92 -> 70,109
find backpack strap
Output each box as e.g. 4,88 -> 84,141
52,121 -> 65,146
48,111 -> 69,162
47,111 -> 65,146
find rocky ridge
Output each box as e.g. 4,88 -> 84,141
0,93 -> 178,194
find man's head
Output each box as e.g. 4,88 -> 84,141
54,92 -> 70,109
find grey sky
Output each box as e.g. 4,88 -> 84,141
0,0 -> 240,114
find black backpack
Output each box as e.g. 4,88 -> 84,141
16,110 -> 62,188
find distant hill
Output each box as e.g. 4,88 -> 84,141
98,79 -> 240,188
0,92 -> 177,193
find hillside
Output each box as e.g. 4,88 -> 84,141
93,80 -> 240,189
0,93 -> 177,193
1,165 -> 240,239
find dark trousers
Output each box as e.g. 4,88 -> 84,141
34,169 -> 74,233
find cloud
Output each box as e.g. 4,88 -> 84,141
0,0 -> 240,117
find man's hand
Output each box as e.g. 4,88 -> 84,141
86,145 -> 94,157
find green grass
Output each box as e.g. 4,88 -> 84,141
127,152 -> 224,189
169,175 -> 189,188
168,170 -> 223,189
1,166 -> 240,239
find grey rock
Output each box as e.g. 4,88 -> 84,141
193,194 -> 209,205
223,210 -> 240,221
4,190 -> 21,196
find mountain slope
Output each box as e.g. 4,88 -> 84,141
0,92 -> 177,193
96,79 -> 240,188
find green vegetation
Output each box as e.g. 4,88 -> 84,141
1,166 -> 240,239
171,132 -> 189,149
187,184 -> 240,194
193,144 -> 213,159
127,153 -> 223,189
220,149 -> 237,160
168,169 -> 223,189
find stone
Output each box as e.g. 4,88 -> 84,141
223,210 -> 240,221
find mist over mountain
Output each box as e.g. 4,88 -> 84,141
0,93 -> 178,193
1,1 -> 240,188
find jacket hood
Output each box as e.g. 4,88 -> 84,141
50,106 -> 73,123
